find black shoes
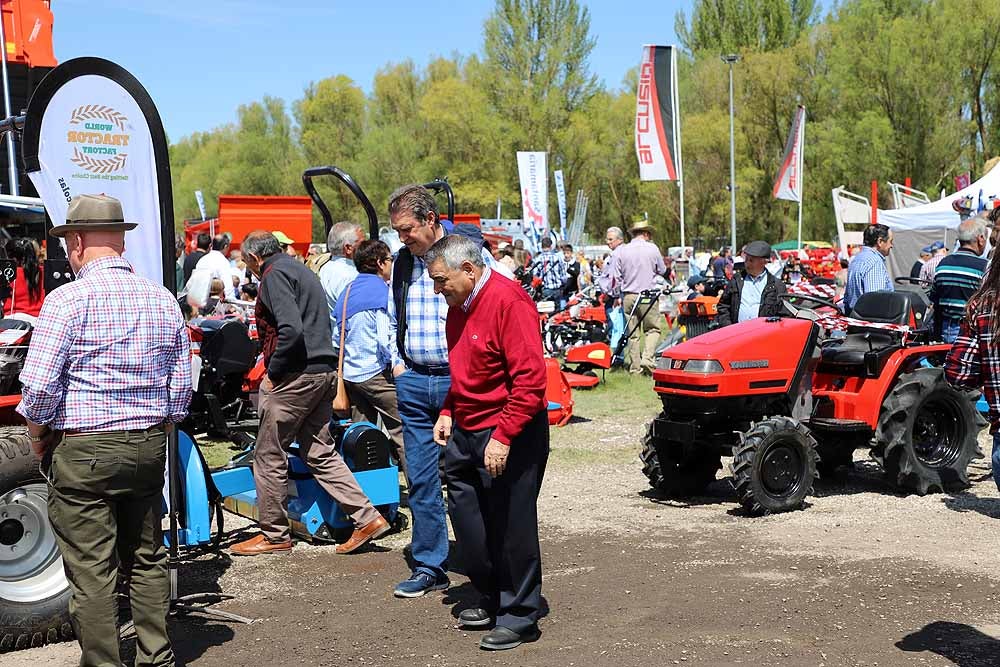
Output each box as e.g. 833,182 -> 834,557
479,625 -> 541,650
458,607 -> 493,628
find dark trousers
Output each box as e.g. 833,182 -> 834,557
444,410 -> 549,633
47,426 -> 173,667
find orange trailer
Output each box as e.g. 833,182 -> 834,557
184,194 -> 314,256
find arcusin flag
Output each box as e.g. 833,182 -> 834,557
773,105 -> 806,203
635,45 -> 680,182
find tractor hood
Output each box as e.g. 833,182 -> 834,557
653,317 -> 819,397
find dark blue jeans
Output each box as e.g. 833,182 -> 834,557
395,370 -> 451,578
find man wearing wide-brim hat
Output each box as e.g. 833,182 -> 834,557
716,239 -> 787,327
613,219 -> 667,374
18,193 -> 192,666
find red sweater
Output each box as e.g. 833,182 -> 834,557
441,272 -> 547,446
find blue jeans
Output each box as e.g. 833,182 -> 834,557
993,433 -> 1000,493
395,370 -> 451,578
941,319 -> 961,344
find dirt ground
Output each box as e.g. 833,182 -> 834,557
7,373 -> 1000,667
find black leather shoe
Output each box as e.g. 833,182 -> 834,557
479,625 -> 540,650
458,607 -> 493,628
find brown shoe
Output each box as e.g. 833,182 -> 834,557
335,515 -> 391,554
231,534 -> 292,556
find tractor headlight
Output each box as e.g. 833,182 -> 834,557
683,359 -> 724,374
657,356 -> 672,370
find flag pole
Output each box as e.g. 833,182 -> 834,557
673,47 -> 685,248
797,107 -> 805,250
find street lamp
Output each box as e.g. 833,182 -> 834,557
722,53 -> 740,252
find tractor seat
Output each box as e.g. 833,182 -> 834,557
849,290 -> 925,327
819,331 -> 901,376
199,319 -> 256,379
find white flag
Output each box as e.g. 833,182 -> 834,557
773,105 -> 806,202
516,151 -> 548,231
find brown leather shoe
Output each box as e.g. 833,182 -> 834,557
335,515 -> 391,554
231,534 -> 292,556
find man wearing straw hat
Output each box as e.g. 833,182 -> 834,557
18,193 -> 192,667
614,219 -> 666,374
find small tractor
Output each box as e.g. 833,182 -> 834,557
641,289 -> 985,515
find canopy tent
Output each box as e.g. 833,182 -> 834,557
772,240 -> 833,251
833,164 -> 1000,277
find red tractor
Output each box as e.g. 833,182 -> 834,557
641,290 -> 985,515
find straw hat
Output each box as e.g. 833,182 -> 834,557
629,219 -> 654,234
49,194 -> 138,237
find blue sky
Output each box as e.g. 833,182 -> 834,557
52,0 -> 692,142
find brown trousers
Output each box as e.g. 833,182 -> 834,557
345,369 -> 406,479
622,292 -> 662,373
255,370 -> 381,542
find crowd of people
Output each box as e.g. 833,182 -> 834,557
18,176 -> 1000,666
18,187 -> 551,666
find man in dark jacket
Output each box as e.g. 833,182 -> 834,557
183,232 -> 210,283
231,230 -> 389,556
716,240 -> 787,327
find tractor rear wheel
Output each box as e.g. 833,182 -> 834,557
0,427 -> 73,652
640,421 -> 721,497
731,417 -> 819,516
875,368 -> 984,495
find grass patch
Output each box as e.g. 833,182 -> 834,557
197,437 -> 244,469
566,369 -> 662,422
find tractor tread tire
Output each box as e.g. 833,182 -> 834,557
0,426 -> 74,653
640,419 -> 721,498
731,416 -> 819,516
875,368 -> 984,495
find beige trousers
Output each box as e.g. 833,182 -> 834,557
622,292 -> 662,373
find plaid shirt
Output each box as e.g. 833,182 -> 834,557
532,249 -> 568,291
945,310 -> 999,432
17,255 -> 192,431
389,247 -> 499,367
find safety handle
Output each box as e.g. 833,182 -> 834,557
422,178 -> 455,225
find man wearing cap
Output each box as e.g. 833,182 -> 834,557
844,224 -> 894,313
919,240 -> 948,284
911,245 -> 933,279
687,274 -> 707,300
18,194 -> 192,666
716,240 -> 787,327
273,230 -> 298,257
614,220 -> 666,374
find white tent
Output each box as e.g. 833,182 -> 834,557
832,165 -> 1000,277
879,164 -> 1000,230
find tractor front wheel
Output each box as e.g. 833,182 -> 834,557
640,421 -> 721,497
731,417 -> 819,516
875,368 -> 984,495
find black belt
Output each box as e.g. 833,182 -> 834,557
408,362 -> 450,376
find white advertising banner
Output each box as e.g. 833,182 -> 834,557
516,151 -> 548,231
773,105 -> 806,203
553,169 -> 567,239
24,59 -> 174,290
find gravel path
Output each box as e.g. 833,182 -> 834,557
7,393 -> 1000,666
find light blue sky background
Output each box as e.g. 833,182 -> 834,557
51,0 -> 692,142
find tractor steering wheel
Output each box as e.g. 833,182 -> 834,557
894,276 -> 932,289
780,292 -> 841,320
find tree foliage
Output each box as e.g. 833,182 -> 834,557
169,0 -> 1000,250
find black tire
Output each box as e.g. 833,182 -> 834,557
0,427 -> 73,652
640,420 -> 721,497
731,417 -> 819,516
875,368 -> 985,495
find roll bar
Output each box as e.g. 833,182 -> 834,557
302,166 -> 379,240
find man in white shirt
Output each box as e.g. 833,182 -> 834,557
319,221 -> 365,354
195,234 -> 236,300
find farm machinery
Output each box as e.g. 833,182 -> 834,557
641,288 -> 985,515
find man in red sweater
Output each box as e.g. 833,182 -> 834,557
425,234 -> 550,651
